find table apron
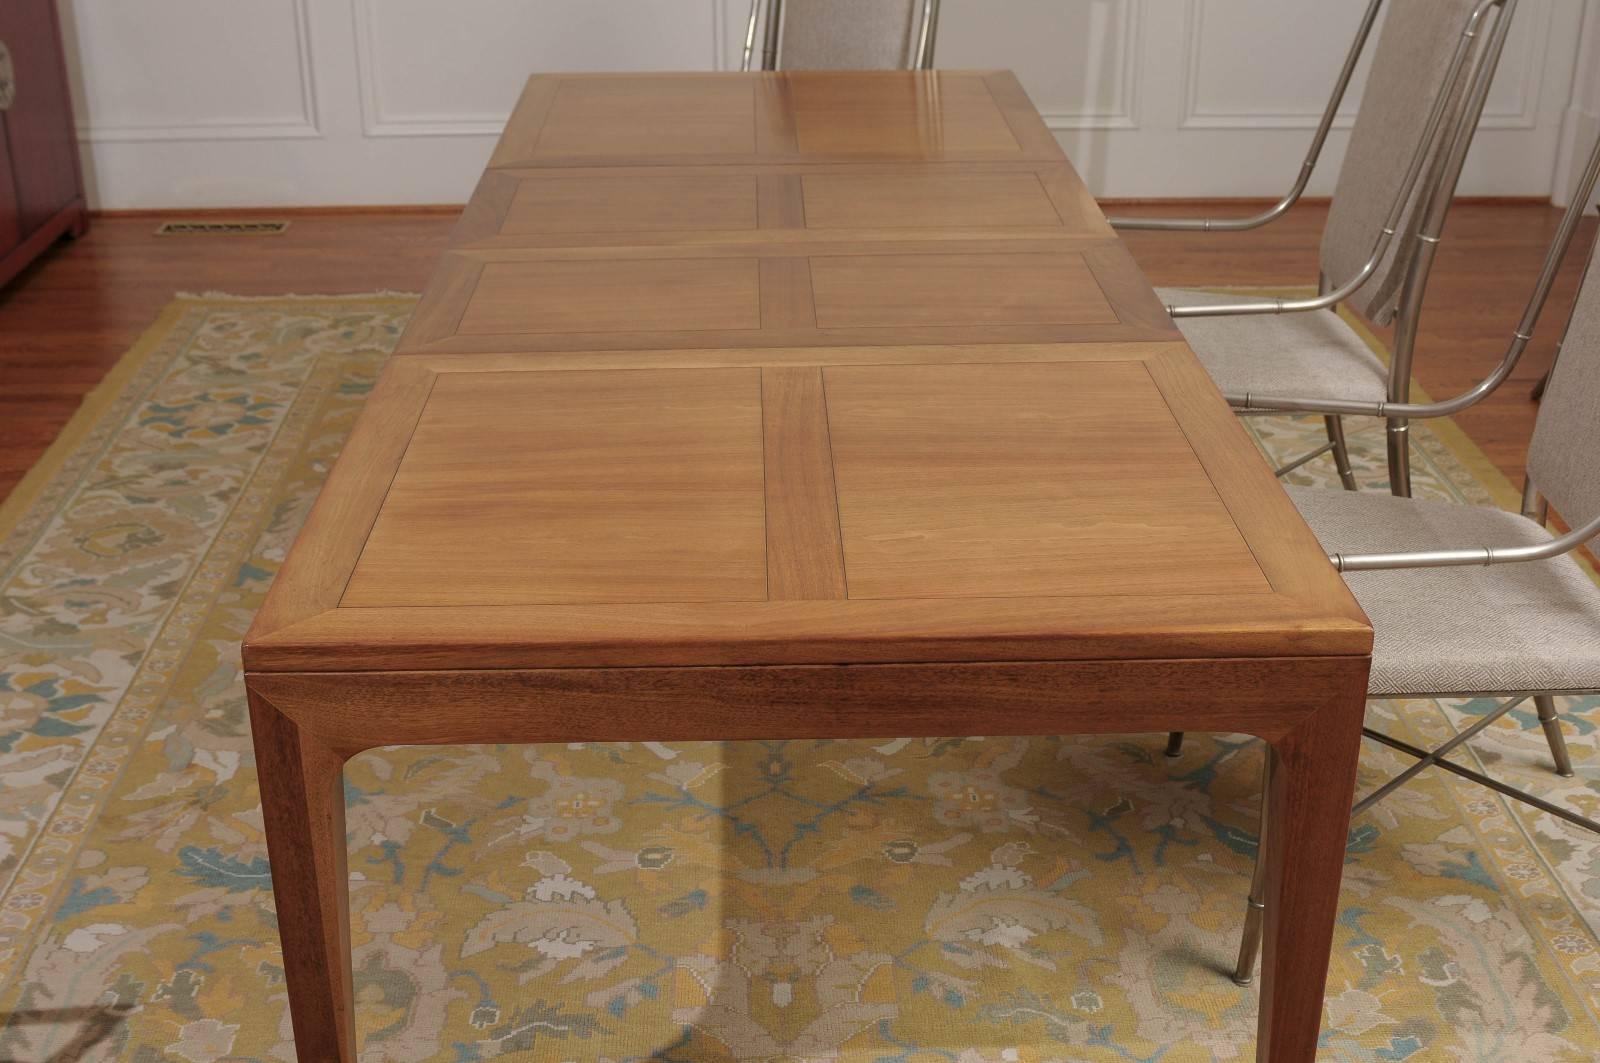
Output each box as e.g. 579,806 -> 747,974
246,655 -> 1370,756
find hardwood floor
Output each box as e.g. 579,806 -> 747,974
0,211 -> 456,500
0,202 -> 1591,506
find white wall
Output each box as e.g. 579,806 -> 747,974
1553,0 -> 1600,206
57,0 -> 1593,210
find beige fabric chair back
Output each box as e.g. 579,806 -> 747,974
1319,0 -> 1491,324
775,0 -> 922,70
1528,234 -> 1600,530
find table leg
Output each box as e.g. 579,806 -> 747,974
249,688 -> 357,1061
1255,683 -> 1365,1063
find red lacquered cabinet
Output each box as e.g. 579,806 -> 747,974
0,0 -> 86,288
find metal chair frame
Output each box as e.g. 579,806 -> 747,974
1111,0 -> 1518,499
741,0 -> 942,71
1180,131 -> 1600,985
1106,0 -> 1386,237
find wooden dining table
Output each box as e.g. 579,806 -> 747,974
243,71 -> 1373,1062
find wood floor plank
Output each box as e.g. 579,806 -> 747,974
0,212 -> 454,502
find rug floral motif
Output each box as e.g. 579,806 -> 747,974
0,296 -> 1597,1061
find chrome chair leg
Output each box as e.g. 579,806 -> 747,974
1356,695 -> 1598,835
1164,731 -> 1185,758
1535,694 -> 1576,777
740,0 -> 762,70
1234,749 -> 1273,986
1385,417 -> 1412,497
1230,696 -> 1595,985
1325,415 -> 1359,491
1357,696 -> 1530,815
1272,440 -> 1338,479
1362,726 -> 1600,834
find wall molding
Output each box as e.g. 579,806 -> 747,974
1550,0 -> 1600,206
66,0 -> 1579,205
355,0 -> 728,138
348,0 -> 1141,137
711,0 -> 732,71
1178,0 -> 1549,133
76,0 -> 320,143
353,0 -> 498,138
1038,0 -> 1142,131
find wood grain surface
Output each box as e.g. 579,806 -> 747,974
760,366 -> 848,600
801,170 -> 1068,229
807,251 -> 1118,327
399,238 -> 1177,354
340,367 -> 769,607
248,656 -> 1370,755
456,256 -> 764,335
244,344 -> 1369,674
820,359 -> 1266,599
452,162 -> 1108,248
488,71 -> 1061,168
232,70 -> 1374,1063
3,203 -> 1580,510
500,172 -> 760,235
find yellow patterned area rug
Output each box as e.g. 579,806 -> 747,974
2,294 -> 1599,1062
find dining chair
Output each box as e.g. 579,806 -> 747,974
1213,130 -> 1600,986
740,0 -> 941,71
1110,0 -> 1519,498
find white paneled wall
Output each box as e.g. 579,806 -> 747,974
57,0 -> 1593,209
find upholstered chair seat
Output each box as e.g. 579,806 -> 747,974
1154,292 -> 1390,404
1286,485 -> 1600,696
